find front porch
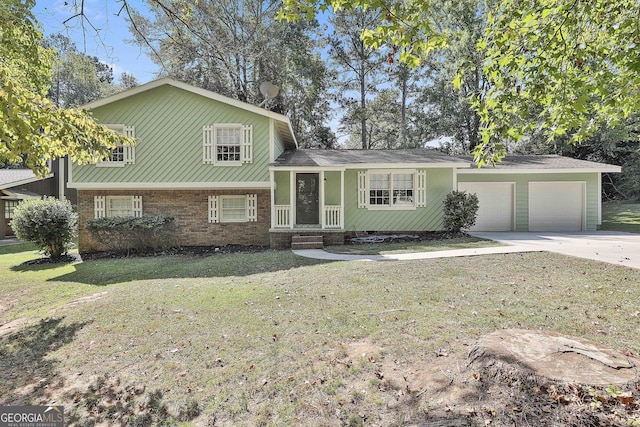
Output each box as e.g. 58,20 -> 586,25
269,168 -> 345,248
270,169 -> 345,230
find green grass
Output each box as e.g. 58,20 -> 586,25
602,202 -> 640,232
2,244 -> 640,425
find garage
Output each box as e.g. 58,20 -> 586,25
458,182 -> 514,231
529,182 -> 585,231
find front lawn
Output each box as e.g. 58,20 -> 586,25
1,245 -> 639,425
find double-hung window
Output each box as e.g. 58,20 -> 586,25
208,194 -> 257,223
359,170 -> 426,210
97,124 -> 136,167
94,196 -> 143,218
203,124 -> 253,165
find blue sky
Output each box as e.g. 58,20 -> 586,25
33,0 -> 159,84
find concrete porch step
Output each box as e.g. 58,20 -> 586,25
291,235 -> 323,250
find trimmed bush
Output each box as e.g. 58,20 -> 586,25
85,214 -> 176,254
443,190 -> 479,232
11,197 -> 78,259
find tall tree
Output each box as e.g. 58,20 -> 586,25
327,9 -> 384,149
279,0 -> 640,163
127,0 -> 333,148
1,0 -> 131,176
417,0 -> 487,154
47,34 -> 119,108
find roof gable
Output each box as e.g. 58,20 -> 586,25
82,78 -> 296,148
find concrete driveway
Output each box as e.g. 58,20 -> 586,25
469,231 -> 640,270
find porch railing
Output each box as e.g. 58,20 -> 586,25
324,205 -> 342,229
273,205 -> 343,229
274,205 -> 291,228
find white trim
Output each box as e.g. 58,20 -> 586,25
598,173 -> 602,225
69,181 -> 270,190
269,166 -> 346,173
319,170 -> 325,228
269,119 -> 275,163
289,171 -> 296,228
58,158 -> 66,200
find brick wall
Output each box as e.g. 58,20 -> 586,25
78,189 -> 271,252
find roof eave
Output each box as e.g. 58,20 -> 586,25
82,78 -> 296,142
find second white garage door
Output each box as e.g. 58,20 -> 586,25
529,182 -> 585,231
458,182 -> 514,231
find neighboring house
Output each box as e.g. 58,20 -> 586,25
0,160 -> 75,239
71,78 -> 621,252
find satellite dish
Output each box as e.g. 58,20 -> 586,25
259,82 -> 280,106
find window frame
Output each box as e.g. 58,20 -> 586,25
94,195 -> 143,218
96,124 -> 135,168
214,124 -> 243,165
203,124 -> 253,166
4,200 -> 19,219
208,194 -> 257,223
366,170 -> 417,211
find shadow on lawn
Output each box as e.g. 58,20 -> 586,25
0,317 -> 89,406
41,250 -> 327,285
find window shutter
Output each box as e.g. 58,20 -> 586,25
94,196 -> 105,218
241,125 -> 253,163
208,195 -> 219,223
124,126 -> 135,164
357,171 -> 367,208
246,194 -> 257,222
203,126 -> 215,164
132,196 -> 143,217
416,170 -> 426,207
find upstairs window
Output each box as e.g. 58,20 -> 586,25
203,124 -> 253,165
98,124 -> 136,167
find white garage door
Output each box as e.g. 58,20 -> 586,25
529,182 -> 585,231
458,182 -> 514,231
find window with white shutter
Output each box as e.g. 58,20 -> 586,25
94,195 -> 142,217
97,124 -> 136,167
358,170 -> 421,210
208,194 -> 257,223
203,124 -> 253,165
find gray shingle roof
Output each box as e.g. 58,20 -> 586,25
458,154 -> 621,171
273,150 -> 620,172
272,149 -> 470,168
0,169 -> 39,189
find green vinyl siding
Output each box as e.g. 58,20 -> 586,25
324,171 -> 342,205
273,171 -> 290,205
272,121 -> 285,161
457,172 -> 600,231
343,168 -> 454,232
73,85 -> 272,184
